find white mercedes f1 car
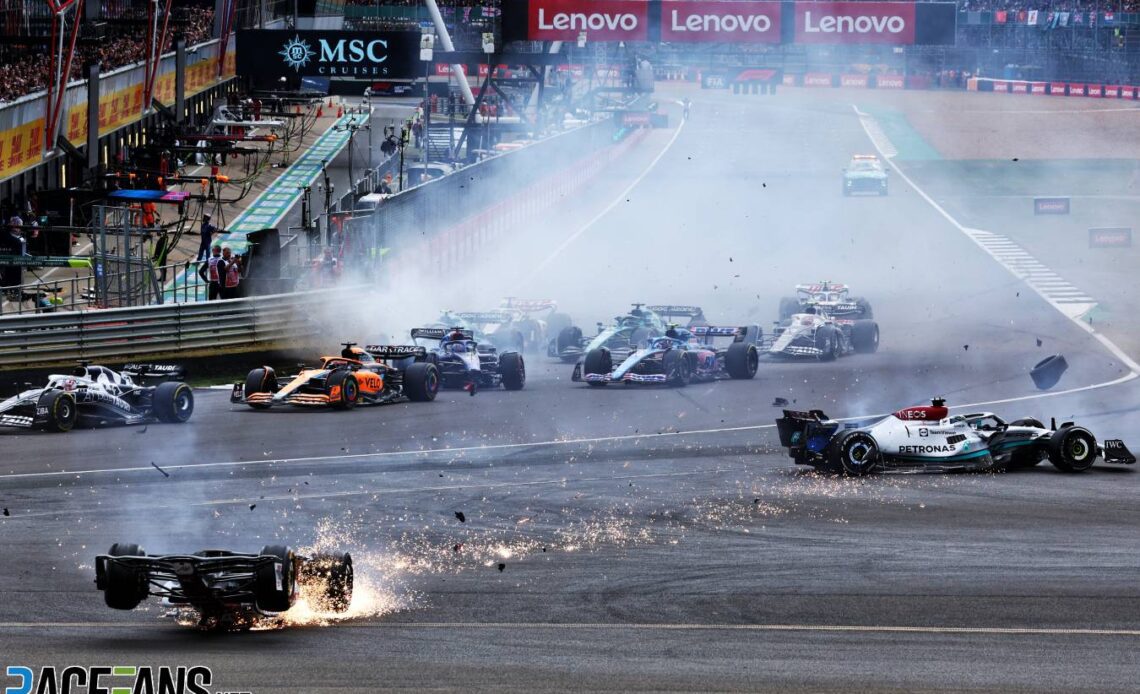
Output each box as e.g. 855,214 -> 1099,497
776,398 -> 1135,475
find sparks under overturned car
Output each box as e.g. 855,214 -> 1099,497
95,543 -> 353,630
776,398 -> 1136,475
0,362 -> 193,432
232,343 -> 440,409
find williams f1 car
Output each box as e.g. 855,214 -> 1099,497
231,343 -> 439,409
843,154 -> 889,196
0,362 -> 193,432
778,281 -> 873,321
767,303 -> 879,360
410,327 -> 525,393
776,398 -> 1136,475
574,324 -> 761,386
551,304 -> 708,364
95,542 -> 352,630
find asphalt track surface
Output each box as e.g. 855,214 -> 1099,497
2,89 -> 1140,693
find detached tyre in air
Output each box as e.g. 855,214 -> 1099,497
1048,426 -> 1097,473
153,382 -> 194,423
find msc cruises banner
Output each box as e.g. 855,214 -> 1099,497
501,0 -> 956,45
236,30 -> 422,80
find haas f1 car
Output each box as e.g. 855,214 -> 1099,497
574,324 -> 761,386
411,327 -> 525,393
231,343 -> 439,409
95,543 -> 352,630
0,362 -> 193,432
776,398 -> 1136,475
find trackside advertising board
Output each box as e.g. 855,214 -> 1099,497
237,30 -> 422,81
502,1 -> 955,45
1034,197 -> 1071,215
1088,227 -> 1132,248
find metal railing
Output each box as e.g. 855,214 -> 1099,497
0,289 -> 339,371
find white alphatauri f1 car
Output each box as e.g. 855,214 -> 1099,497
776,398 -> 1136,475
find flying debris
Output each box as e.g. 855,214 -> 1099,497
455,511 -> 467,523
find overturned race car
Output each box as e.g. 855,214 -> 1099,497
95,542 -> 353,630
0,362 -> 193,432
232,343 -> 439,409
776,397 -> 1136,475
574,324 -> 761,386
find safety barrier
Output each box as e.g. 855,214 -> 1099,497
968,77 -> 1140,98
0,289 -> 336,371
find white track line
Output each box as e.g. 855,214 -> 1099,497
852,104 -> 1140,376
0,621 -> 1137,637
514,119 -> 687,290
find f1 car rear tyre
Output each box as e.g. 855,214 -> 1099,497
255,545 -> 296,613
851,297 -> 874,319
39,390 -> 77,432
778,297 -> 801,321
104,543 -> 148,610
725,342 -> 759,379
499,352 -> 526,391
308,552 -> 354,613
327,371 -> 359,410
663,351 -> 690,387
244,367 -> 275,410
830,431 -> 879,476
1048,426 -> 1097,473
851,320 -> 880,354
583,348 -> 612,387
153,382 -> 194,423
404,362 -> 440,402
815,326 -> 839,362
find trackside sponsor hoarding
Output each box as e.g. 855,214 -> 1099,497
1034,197 -> 1071,215
795,1 -> 915,44
527,0 -> 649,40
660,1 -> 781,43
502,1 -> 955,44
1088,227 -> 1132,248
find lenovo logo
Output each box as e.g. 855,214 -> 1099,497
661,1 -> 781,42
529,0 -> 648,40
794,2 -> 916,44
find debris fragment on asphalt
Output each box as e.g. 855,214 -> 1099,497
772,397 -> 789,407
497,563 -> 506,572
249,504 -> 256,511
455,511 -> 466,523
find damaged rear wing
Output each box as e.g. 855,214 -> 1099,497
775,409 -> 831,448
690,324 -> 763,345
121,363 -> 186,380
365,344 -> 427,360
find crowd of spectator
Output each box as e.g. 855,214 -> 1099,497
0,6 -> 213,105
960,1 -> 1140,11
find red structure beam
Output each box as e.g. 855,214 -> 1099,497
44,0 -> 83,151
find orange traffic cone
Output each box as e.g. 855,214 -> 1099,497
327,98 -> 333,107
337,105 -> 343,117
317,104 -> 323,118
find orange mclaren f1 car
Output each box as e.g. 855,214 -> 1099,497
231,343 -> 439,410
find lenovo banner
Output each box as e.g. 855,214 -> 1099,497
527,0 -> 649,41
1034,197 -> 1071,215
660,1 -> 781,43
237,30 -> 421,80
795,2 -> 916,44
